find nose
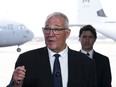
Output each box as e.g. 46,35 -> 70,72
86,37 -> 90,42
49,30 -> 55,36
23,29 -> 34,41
24,29 -> 34,41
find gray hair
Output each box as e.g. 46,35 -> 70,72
45,12 -> 69,28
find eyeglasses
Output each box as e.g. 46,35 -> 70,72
42,27 -> 67,34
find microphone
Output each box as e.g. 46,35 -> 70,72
55,71 -> 61,77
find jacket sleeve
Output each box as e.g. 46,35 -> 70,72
6,78 -> 14,87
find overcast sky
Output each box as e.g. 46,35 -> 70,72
0,0 -> 116,37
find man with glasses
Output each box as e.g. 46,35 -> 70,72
7,12 -> 97,87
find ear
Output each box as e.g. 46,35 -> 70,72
93,39 -> 96,43
66,29 -> 71,39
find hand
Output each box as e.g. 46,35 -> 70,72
13,66 -> 26,86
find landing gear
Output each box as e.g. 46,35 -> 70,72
17,47 -> 21,52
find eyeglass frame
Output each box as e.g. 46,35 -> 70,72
42,27 -> 68,34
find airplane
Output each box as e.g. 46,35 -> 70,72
0,19 -> 34,52
69,0 -> 116,41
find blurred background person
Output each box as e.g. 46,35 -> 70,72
79,25 -> 112,87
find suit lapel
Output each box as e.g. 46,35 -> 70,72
39,47 -> 54,87
67,48 -> 82,86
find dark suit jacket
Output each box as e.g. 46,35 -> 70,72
7,47 -> 97,87
92,51 -> 112,87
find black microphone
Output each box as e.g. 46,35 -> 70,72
55,71 -> 61,77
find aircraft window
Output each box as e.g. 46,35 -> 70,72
19,25 -> 25,29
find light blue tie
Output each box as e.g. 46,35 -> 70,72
53,54 -> 63,87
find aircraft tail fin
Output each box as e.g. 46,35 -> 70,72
76,0 -> 107,24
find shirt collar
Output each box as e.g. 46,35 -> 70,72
81,49 -> 94,58
47,46 -> 68,58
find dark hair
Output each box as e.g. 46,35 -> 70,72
79,25 -> 97,39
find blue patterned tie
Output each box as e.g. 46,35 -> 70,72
53,54 -> 63,87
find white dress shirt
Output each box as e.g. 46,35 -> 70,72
81,49 -> 94,59
47,46 -> 68,87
